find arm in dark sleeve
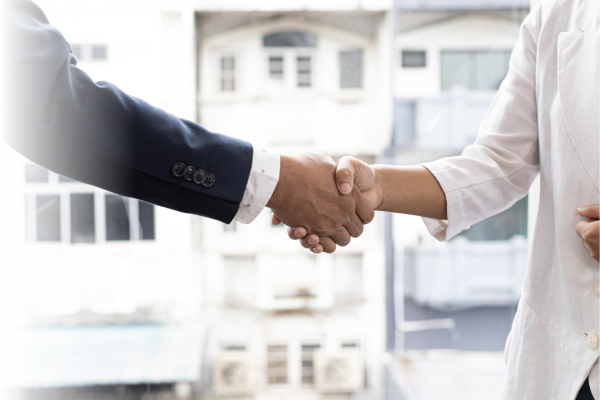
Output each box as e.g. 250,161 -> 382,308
3,0 -> 253,223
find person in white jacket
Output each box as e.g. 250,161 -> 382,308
276,0 -> 600,398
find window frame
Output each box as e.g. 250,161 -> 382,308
217,52 -> 238,94
70,44 -> 108,62
24,166 -> 155,244
264,48 -> 315,92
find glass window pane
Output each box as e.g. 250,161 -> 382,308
25,165 -> 49,183
105,194 -> 130,241
267,345 -> 288,384
36,195 -> 60,242
402,50 -> 426,68
70,193 -> 95,243
301,344 -> 320,385
71,44 -> 82,59
340,50 -> 363,89
457,196 -> 528,241
441,51 -> 470,91
138,200 -> 155,241
263,32 -> 316,47
269,56 -> 284,81
474,50 -> 511,91
297,56 -> 311,88
220,56 -> 236,92
91,45 -> 107,60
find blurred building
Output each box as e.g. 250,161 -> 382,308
1,0 -> 390,399
194,2 -> 389,399
0,0 -> 538,399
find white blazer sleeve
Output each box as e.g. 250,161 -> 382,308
421,7 -> 542,241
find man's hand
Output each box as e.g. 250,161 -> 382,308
267,151 -> 374,252
273,156 -> 381,253
576,205 -> 600,262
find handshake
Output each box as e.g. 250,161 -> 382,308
266,150 -> 382,254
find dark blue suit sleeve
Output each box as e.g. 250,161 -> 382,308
3,0 -> 253,223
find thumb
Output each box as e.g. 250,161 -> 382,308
577,204 -> 600,220
335,156 -> 375,195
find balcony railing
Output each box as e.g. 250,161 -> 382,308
402,236 -> 528,310
394,92 -> 497,153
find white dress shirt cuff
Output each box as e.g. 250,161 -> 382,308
233,145 -> 280,224
420,162 -> 467,242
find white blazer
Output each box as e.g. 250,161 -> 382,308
422,0 -> 600,398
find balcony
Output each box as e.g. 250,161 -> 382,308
394,92 -> 496,153
402,236 -> 528,310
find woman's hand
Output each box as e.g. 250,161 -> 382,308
576,205 -> 599,262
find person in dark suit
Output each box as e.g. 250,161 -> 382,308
3,0 -> 374,251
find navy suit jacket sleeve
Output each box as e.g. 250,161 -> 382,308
3,0 -> 253,223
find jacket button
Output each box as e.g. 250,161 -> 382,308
587,332 -> 599,350
203,173 -> 215,187
193,169 -> 207,185
183,166 -> 195,181
172,163 -> 186,177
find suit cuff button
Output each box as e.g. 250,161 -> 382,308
202,173 -> 216,187
183,166 -> 196,181
172,163 -> 186,177
193,169 -> 207,185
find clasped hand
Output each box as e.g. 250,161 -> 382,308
269,155 -> 381,253
267,152 -> 375,252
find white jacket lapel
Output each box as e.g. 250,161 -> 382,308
557,0 -> 599,192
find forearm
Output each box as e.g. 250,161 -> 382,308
373,165 -> 447,220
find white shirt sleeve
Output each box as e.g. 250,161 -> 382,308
419,8 -> 541,242
233,145 -> 280,224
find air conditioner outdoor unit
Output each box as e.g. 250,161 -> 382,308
212,351 -> 256,396
314,349 -> 363,393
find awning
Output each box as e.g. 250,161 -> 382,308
7,325 -> 204,388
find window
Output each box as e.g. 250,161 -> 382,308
297,56 -> 312,88
340,50 -> 363,89
301,344 -> 320,385
71,193 -> 95,243
25,195 -> 61,242
91,45 -> 107,61
456,196 -> 528,241
263,31 -> 316,48
402,50 -> 427,68
334,254 -> 363,302
25,164 -> 155,244
267,345 -> 288,384
70,44 -> 108,62
269,56 -> 284,82
220,56 -> 236,92
105,194 -> 130,241
441,50 -> 511,92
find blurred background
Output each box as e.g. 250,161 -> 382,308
0,0 -> 539,399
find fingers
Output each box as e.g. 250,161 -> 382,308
318,237 -> 337,253
576,219 -> 594,239
354,188 -> 375,225
344,210 -> 365,238
329,228 -> 352,247
578,205 -> 600,220
271,213 -> 282,225
300,234 -> 320,248
287,226 -> 308,240
335,156 -> 359,194
336,156 -> 376,195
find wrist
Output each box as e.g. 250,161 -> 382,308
267,154 -> 292,209
370,165 -> 386,211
